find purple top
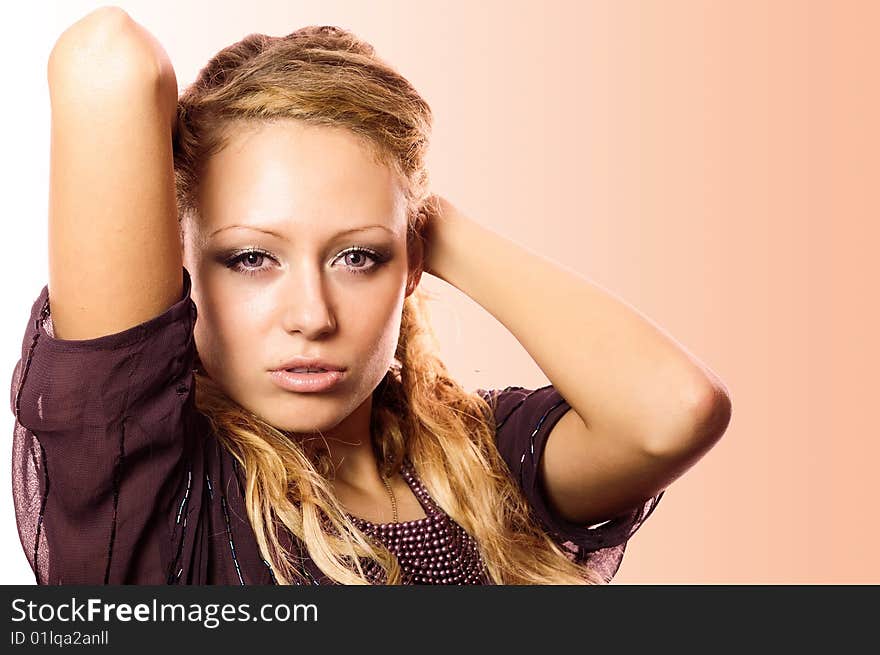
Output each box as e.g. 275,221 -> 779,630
9,266 -> 663,585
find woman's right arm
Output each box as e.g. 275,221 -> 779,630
9,7 -> 204,584
46,6 -> 181,340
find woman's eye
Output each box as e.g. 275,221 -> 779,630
338,248 -> 383,275
225,250 -> 274,277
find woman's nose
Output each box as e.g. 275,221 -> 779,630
279,267 -> 337,337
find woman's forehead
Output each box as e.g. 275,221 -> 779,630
196,122 -> 408,239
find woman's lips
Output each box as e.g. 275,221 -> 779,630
269,369 -> 346,393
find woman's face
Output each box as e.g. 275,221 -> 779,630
182,119 -> 421,436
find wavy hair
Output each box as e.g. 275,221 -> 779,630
172,24 -> 603,585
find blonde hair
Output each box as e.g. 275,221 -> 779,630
172,25 -> 603,585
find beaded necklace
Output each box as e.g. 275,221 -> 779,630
345,460 -> 490,584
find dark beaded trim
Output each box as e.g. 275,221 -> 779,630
483,386 -> 566,485
216,441 -> 244,585
167,463 -> 192,584
345,461 -> 489,584
521,397 -> 567,480
262,558 -> 279,585
218,441 -> 245,584
220,495 -> 244,585
175,467 -> 193,524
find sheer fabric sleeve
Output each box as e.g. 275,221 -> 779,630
9,266 -> 201,584
477,384 -> 665,583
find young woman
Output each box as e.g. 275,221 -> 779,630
11,7 -> 730,585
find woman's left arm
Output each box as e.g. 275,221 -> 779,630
422,195 -> 732,526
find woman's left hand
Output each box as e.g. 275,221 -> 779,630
419,192 -> 459,278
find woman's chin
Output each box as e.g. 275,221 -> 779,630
264,407 -> 346,436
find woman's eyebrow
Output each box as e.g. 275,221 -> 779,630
208,224 -> 393,240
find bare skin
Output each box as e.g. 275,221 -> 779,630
49,6 -> 730,532
28,4 -> 740,595
184,116 -> 731,529
182,119 -> 425,523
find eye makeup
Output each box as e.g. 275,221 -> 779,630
219,244 -> 392,278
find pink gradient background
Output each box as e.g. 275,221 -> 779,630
2,1 -> 876,584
